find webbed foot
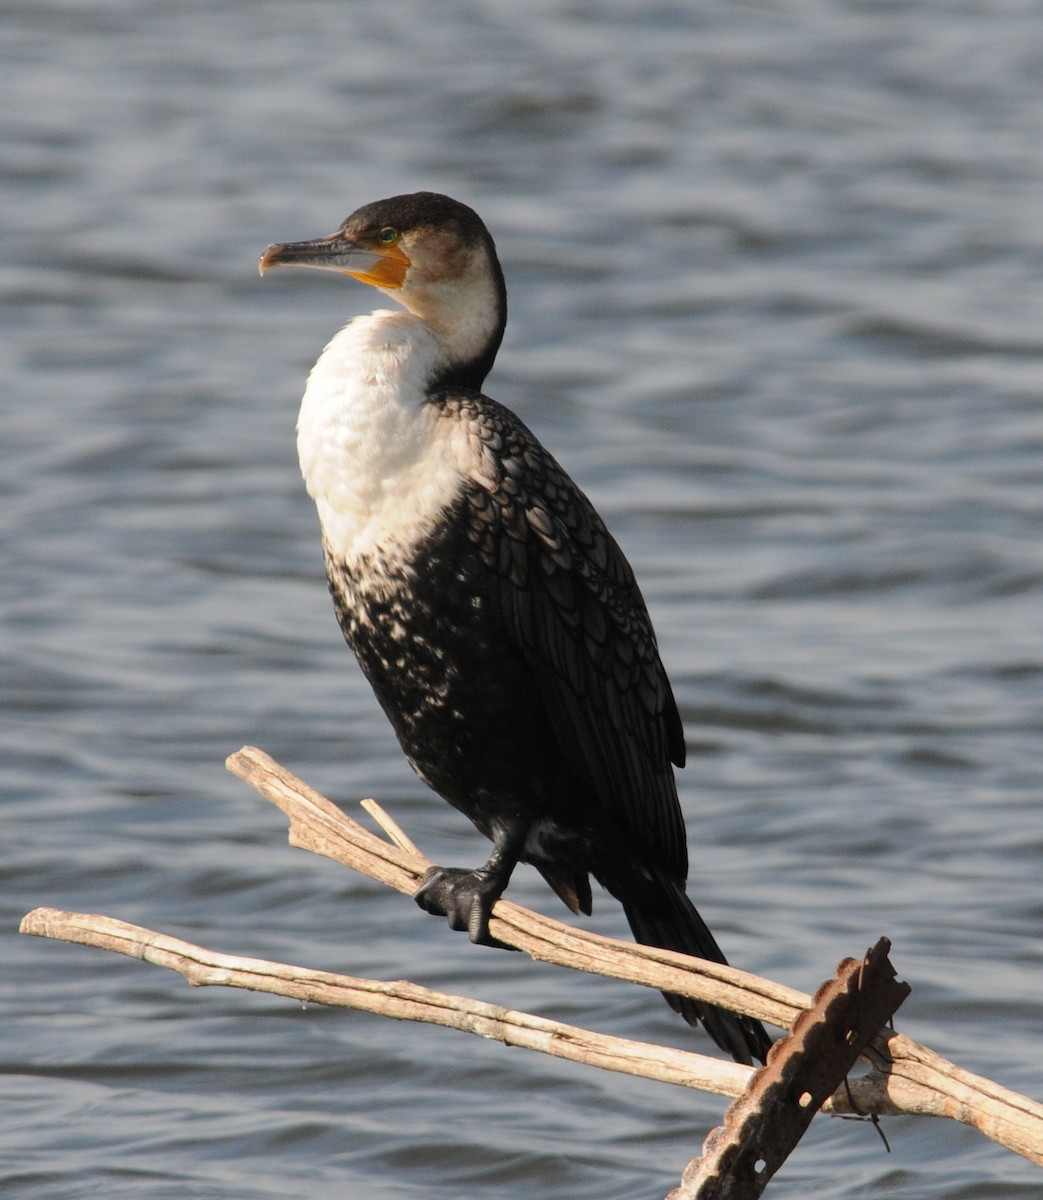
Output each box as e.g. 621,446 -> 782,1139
414,865 -> 515,949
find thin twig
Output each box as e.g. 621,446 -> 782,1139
360,798 -> 423,857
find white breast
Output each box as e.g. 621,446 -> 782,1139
296,310 -> 469,566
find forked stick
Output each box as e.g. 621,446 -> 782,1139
17,746 -> 1043,1168
223,746 -> 1043,1167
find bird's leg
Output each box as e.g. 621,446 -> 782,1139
414,825 -> 524,949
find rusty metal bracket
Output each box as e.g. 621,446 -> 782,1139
668,937 -> 911,1199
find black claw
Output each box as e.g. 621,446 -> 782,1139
413,865 -> 515,949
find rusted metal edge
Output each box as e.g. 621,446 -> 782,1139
669,937 -> 911,1199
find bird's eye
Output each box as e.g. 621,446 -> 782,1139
378,227 -> 398,244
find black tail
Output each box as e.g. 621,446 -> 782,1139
617,868 -> 773,1065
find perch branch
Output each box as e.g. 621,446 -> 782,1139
19,906 -> 752,1099
225,745 -> 803,1029
223,745 -> 1043,1166
17,747 -> 1041,1168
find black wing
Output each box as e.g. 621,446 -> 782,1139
448,392 -> 690,881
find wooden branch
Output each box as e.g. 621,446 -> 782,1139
19,906 -> 752,1100
223,745 -> 1043,1167
225,745 -> 804,1030
17,745 -> 1041,1175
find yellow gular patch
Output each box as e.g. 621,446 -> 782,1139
349,243 -> 410,289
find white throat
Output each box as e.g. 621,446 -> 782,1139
296,309 -> 467,565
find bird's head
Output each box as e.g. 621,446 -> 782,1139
260,192 -> 506,350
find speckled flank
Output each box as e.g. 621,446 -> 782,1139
320,390 -> 682,863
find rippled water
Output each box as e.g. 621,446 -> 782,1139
3,2 -> 1042,1197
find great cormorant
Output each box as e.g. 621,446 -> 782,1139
260,192 -> 771,1065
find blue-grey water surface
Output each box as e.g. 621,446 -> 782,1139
3,2 -> 1042,1197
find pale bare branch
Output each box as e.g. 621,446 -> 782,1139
18,747 -> 1042,1171
223,745 -> 1043,1167
19,906 -> 752,1099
